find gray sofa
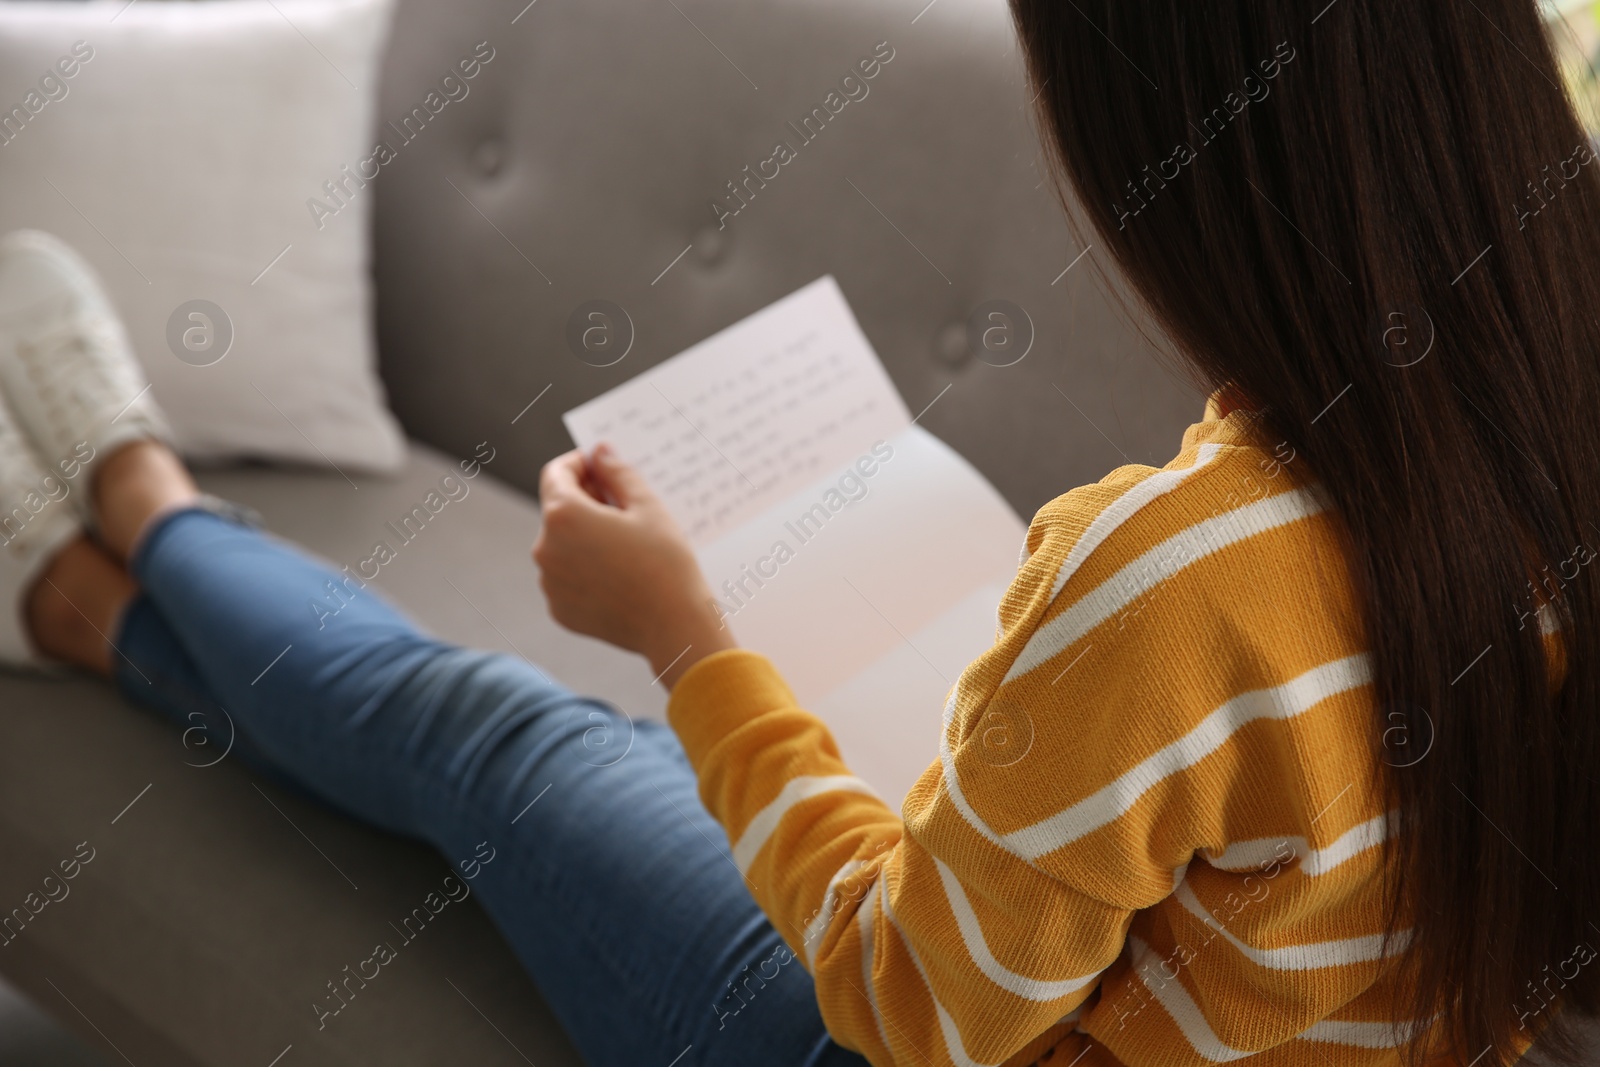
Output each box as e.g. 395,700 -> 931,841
0,0 -> 1208,1064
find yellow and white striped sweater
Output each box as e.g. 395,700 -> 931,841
668,400 -> 1437,1066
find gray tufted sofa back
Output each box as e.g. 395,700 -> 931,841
371,0 -> 1201,520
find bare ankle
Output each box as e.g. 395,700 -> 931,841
25,536 -> 136,676
93,440 -> 199,562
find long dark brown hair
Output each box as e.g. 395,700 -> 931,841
1010,2 -> 1600,1063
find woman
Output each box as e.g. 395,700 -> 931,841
0,0 -> 1594,1063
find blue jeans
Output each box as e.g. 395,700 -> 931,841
112,508 -> 869,1067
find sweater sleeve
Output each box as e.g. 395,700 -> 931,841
666,467 -> 1186,1066
670,650 -> 1124,1066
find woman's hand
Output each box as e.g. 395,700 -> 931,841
532,444 -> 735,688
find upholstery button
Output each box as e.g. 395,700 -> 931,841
693,225 -> 727,265
473,138 -> 506,176
935,320 -> 970,365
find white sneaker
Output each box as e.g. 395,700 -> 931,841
0,230 -> 172,531
0,385 -> 79,667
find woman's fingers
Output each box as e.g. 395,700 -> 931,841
530,441 -> 727,673
590,443 -> 654,509
538,449 -> 582,496
539,449 -> 602,508
542,445 -> 654,513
